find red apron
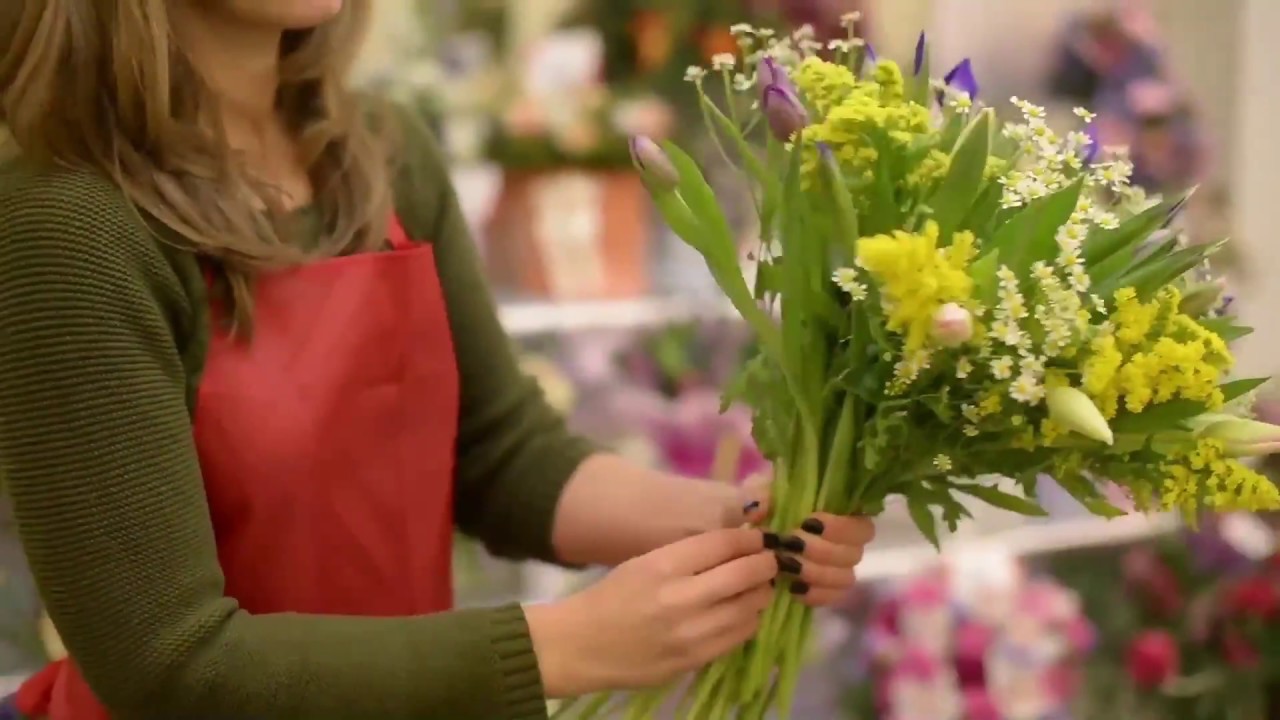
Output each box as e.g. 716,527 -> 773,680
16,215 -> 460,719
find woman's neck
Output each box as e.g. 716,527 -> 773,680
171,3 -> 282,128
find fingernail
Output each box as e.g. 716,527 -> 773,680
780,535 -> 806,553
789,581 -> 811,596
776,554 -> 802,575
742,500 -> 761,514
801,518 -> 825,535
763,532 -> 781,550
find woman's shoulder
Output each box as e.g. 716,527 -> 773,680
0,158 -> 201,320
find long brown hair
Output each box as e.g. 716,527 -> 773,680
0,1 -> 397,331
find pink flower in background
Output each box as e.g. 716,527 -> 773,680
1126,629 -> 1180,689
892,646 -> 947,681
1221,628 -> 1261,669
1064,615 -> 1097,654
655,389 -> 767,482
953,622 -> 993,686
962,687 -> 1000,720
1020,579 -> 1082,625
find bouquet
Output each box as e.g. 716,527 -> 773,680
563,15 -> 1280,719
849,567 -> 1096,720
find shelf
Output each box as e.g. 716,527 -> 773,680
855,513 -> 1179,582
499,296 -> 737,337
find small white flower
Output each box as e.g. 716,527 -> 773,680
934,455 -> 954,473
732,72 -> 754,92
1073,107 -> 1097,123
711,53 -> 736,71
963,425 -> 981,437
839,11 -> 862,30
1010,372 -> 1046,405
730,23 -> 755,37
956,357 -> 974,379
990,356 -> 1015,380
684,66 -> 708,83
947,91 -> 974,114
832,268 -> 868,301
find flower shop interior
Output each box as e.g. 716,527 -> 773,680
4,0 -> 1280,718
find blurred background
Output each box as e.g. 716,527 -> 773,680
5,0 -> 1280,716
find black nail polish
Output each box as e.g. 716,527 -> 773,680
742,500 -> 762,514
789,581 -> 811,596
763,532 -> 781,550
800,518 -> 825,535
780,535 -> 806,553
776,554 -> 802,575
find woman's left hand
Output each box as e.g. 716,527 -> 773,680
731,478 -> 875,608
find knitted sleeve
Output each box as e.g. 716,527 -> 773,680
0,165 -> 549,720
392,113 -> 595,562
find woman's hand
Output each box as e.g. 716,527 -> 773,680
765,512 -> 875,607
525,527 -> 776,698
734,477 -> 876,608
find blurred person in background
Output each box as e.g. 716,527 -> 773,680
0,2 -> 874,719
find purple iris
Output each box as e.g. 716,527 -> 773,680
943,58 -> 979,99
912,31 -> 927,76
1082,121 -> 1101,165
864,42 -> 877,66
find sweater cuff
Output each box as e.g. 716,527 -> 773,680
487,604 -> 551,720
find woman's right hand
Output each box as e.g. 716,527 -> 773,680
525,527 -> 776,698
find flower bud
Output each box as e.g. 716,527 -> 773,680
1197,416 -> 1280,457
628,135 -> 679,191
762,85 -> 808,141
1126,629 -> 1180,690
757,56 -> 797,97
930,303 -> 973,346
1046,386 -> 1114,445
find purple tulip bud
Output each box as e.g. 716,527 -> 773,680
762,85 -> 809,141
864,42 -> 878,66
912,32 -> 927,76
757,56 -> 798,99
629,136 -> 679,190
943,58 -> 979,99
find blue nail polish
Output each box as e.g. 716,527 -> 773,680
742,500 -> 761,514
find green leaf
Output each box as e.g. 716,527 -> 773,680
984,179 -> 1084,274
1083,192 -> 1186,267
906,496 -> 941,549
1126,242 -> 1222,300
700,96 -> 782,228
953,484 -> 1049,516
1197,317 -> 1253,342
928,108 -> 993,239
660,141 -> 737,267
961,180 -> 1002,238
862,131 -> 903,235
1221,377 -> 1269,403
968,249 -> 1000,308
1111,399 -> 1209,434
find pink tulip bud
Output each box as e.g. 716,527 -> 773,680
628,135 -> 679,190
930,303 -> 973,346
762,85 -> 809,141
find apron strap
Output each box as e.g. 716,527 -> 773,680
386,213 -> 414,251
200,212 -> 414,286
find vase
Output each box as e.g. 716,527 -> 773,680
486,169 -> 652,300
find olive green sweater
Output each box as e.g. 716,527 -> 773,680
0,123 -> 592,719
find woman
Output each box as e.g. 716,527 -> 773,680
0,2 -> 874,719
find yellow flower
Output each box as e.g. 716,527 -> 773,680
1159,439 -> 1280,516
856,221 -> 976,355
1080,287 -> 1232,418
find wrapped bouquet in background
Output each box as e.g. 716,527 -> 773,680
847,566 -> 1096,720
555,11 -> 1280,719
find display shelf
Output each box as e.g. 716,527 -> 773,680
499,295 -> 736,337
856,512 -> 1180,582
